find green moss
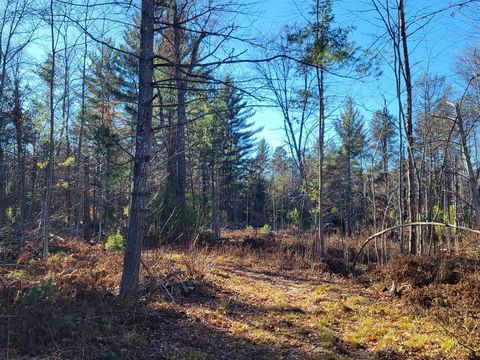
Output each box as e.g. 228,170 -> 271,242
315,324 -> 336,347
344,317 -> 390,347
170,347 -> 208,360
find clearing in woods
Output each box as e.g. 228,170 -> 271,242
0,234 -> 464,359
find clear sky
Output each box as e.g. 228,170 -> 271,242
248,0 -> 479,150
21,0 -> 479,151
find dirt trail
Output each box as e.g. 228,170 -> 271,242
1,241 -> 463,359
150,256 -> 460,360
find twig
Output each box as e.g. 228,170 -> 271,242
140,257 -> 176,303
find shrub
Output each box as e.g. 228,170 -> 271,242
259,224 -> 272,234
58,315 -> 76,331
288,208 -> 300,228
180,249 -> 216,280
22,280 -> 57,305
105,231 -> 125,251
245,225 -> 254,233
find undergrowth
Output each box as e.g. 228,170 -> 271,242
0,231 -> 479,359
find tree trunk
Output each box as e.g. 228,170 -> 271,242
83,156 -> 92,240
42,1 -> 56,258
120,0 -> 154,298
318,70 -> 325,257
398,0 -> 417,255
314,19 -> 325,262
76,0 -> 89,237
13,79 -> 26,246
173,9 -> 187,208
0,142 -> 4,230
455,103 -> 480,227
211,161 -> 220,238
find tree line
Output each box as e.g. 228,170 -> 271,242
0,0 -> 479,295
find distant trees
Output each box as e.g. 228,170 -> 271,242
269,147 -> 294,230
190,79 -> 258,235
257,39 -> 315,230
455,48 -> 480,228
0,0 -> 38,246
2,0 -> 480,297
369,106 -> 397,260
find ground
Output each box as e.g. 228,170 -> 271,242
0,232 -> 474,359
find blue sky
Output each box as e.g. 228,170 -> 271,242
21,0 -> 478,152
248,0 -> 478,150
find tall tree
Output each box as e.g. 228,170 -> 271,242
398,0 -> 418,255
334,99 -> 366,235
120,0 -> 154,298
288,0 -> 357,260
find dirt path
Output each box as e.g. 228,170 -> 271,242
147,255 -> 461,359
2,241 -> 463,359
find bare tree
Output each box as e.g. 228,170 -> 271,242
257,38 -> 316,230
397,0 -> 418,255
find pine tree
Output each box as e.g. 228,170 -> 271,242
269,147 -> 294,230
334,98 -> 366,235
288,0 -> 357,259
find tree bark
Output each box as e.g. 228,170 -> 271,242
83,156 -> 92,240
173,7 -> 187,207
13,78 -> 25,246
76,0 -> 89,238
42,0 -> 56,258
120,0 -> 154,298
0,142 -> 4,230
455,103 -> 480,227
313,0 -> 325,262
316,67 -> 325,260
398,0 -> 417,255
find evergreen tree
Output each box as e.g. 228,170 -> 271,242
288,0 -> 358,258
243,139 -> 269,227
370,107 -> 397,227
269,146 -> 294,229
334,98 -> 366,235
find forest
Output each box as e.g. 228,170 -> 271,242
1,0 -> 480,358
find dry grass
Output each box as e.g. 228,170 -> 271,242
0,231 -> 479,359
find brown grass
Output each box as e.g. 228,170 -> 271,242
0,231 -> 479,359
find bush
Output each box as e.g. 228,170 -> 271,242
105,231 -> 125,251
22,280 -> 57,305
180,249 -> 217,280
288,208 -> 300,228
380,255 -> 459,288
259,224 -> 272,234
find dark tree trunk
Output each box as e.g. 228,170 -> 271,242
173,9 -> 187,207
83,156 -> 92,240
0,143 -> 4,230
314,66 -> 325,261
13,79 -> 26,246
76,0 -> 89,237
398,0 -> 417,255
120,0 -> 154,298
42,1 -> 56,258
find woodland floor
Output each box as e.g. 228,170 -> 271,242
0,231 -> 476,359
